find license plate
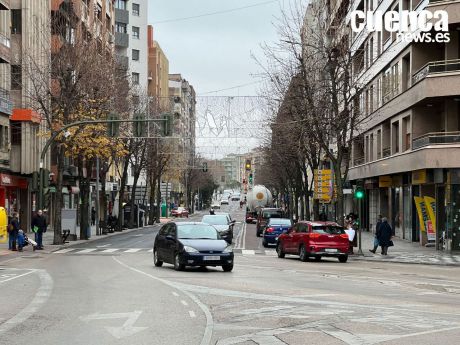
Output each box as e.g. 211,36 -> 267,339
325,248 -> 337,253
203,256 -> 220,261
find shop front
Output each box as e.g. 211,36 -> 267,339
0,173 -> 29,227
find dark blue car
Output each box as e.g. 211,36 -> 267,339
262,218 -> 292,247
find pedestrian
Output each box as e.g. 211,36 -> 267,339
369,215 -> 382,254
8,213 -> 20,251
31,210 -> 47,250
91,207 -> 96,226
17,229 -> 25,252
377,217 -> 393,255
344,221 -> 356,254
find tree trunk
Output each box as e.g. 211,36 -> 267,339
156,174 -> 161,223
100,164 -> 108,230
117,153 -> 130,231
128,169 -> 141,228
79,160 -> 93,240
53,144 -> 65,245
148,178 -> 156,225
334,163 -> 344,225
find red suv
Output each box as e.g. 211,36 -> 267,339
276,221 -> 349,263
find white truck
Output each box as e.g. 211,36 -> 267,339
245,185 -> 273,223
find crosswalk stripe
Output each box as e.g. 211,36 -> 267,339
101,248 -> 119,253
54,248 -> 76,254
242,250 -> 255,255
124,248 -> 143,253
76,249 -> 97,254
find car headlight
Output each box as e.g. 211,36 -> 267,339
223,246 -> 233,253
183,245 -> 199,253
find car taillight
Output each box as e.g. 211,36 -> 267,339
340,234 -> 349,239
265,227 -> 274,233
309,233 -> 321,239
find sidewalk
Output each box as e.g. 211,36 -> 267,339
351,230 -> 460,266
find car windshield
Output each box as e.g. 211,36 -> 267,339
177,224 -> 220,240
263,211 -> 283,219
269,218 -> 291,226
312,226 -> 345,235
201,215 -> 228,225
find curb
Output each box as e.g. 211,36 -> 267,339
350,255 -> 460,267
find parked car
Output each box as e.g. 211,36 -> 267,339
262,218 -> 292,247
276,221 -> 349,263
153,222 -> 234,271
256,208 -> 284,237
245,210 -> 257,224
231,194 -> 241,201
211,202 -> 221,210
220,199 -> 229,205
171,207 -> 189,218
201,214 -> 235,243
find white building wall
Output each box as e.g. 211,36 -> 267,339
128,0 -> 148,92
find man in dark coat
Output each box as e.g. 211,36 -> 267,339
377,217 -> 393,255
31,210 -> 47,250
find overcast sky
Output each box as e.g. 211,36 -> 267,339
147,0 -> 283,97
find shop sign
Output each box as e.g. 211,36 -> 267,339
414,196 -> 436,241
314,170 -> 333,201
0,174 -> 28,189
379,176 -> 392,188
412,169 -> 427,184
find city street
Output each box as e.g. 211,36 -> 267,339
1,201 -> 460,345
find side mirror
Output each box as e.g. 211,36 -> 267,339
165,235 -> 175,241
230,220 -> 236,225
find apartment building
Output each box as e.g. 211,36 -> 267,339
0,0 -> 50,228
346,0 -> 460,252
147,25 -> 169,110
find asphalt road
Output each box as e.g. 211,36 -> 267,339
1,201 -> 460,345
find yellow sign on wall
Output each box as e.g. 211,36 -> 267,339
0,207 -> 7,244
412,169 -> 427,184
379,176 -> 392,188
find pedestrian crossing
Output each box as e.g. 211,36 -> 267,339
233,249 -> 277,256
353,253 -> 460,266
53,248 -> 154,255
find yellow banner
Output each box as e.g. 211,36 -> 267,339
0,207 -> 7,244
424,196 -> 436,241
414,196 -> 428,232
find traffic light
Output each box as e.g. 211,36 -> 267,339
107,113 -> 119,137
133,113 -> 145,137
354,186 -> 364,199
249,173 -> 253,184
202,162 -> 208,172
162,113 -> 173,137
245,159 -> 251,171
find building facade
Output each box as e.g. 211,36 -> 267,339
346,0 -> 460,252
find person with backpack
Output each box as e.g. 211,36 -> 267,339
31,210 -> 47,250
8,213 -> 19,251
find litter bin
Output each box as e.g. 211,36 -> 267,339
161,203 -> 167,217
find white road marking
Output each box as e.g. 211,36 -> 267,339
96,244 -> 111,248
76,248 -> 97,254
79,310 -> 147,339
112,257 -> 214,345
132,234 -> 144,237
242,222 -> 247,249
0,269 -> 53,335
124,248 -> 142,253
54,248 -> 76,254
181,300 -> 189,306
0,270 -> 34,283
242,249 -> 255,255
172,292 -> 179,297
189,310 -> 196,318
101,248 -> 119,253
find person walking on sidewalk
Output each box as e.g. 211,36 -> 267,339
370,215 -> 382,254
31,210 -> 47,250
344,221 -> 356,254
91,207 -> 96,226
377,217 -> 393,255
8,213 -> 19,251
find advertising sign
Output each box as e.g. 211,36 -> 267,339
424,196 -> 437,242
0,207 -> 7,243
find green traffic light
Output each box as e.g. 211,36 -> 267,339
355,190 -> 364,199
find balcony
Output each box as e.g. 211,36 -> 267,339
115,54 -> 129,70
0,0 -> 9,10
413,59 -> 460,85
428,0 -> 460,25
0,87 -> 12,115
115,32 -> 128,47
0,32 -> 10,63
115,8 -> 129,24
413,131 -> 460,150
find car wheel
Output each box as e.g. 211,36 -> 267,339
314,256 -> 321,261
299,245 -> 309,262
174,253 -> 185,271
222,264 -> 233,272
338,255 -> 348,263
153,248 -> 163,267
262,239 -> 268,248
276,243 -> 285,258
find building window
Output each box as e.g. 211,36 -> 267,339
115,22 -> 127,33
132,26 -> 140,39
11,10 -> 21,34
132,49 -> 140,61
11,65 -> 22,90
132,3 -> 140,16
132,72 -> 140,85
115,0 -> 127,10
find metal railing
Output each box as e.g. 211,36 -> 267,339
0,87 -> 12,115
413,131 -> 460,150
412,59 -> 460,85
353,156 -> 364,166
382,147 -> 391,158
0,32 -> 10,48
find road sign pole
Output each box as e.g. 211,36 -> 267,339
358,197 -> 364,256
